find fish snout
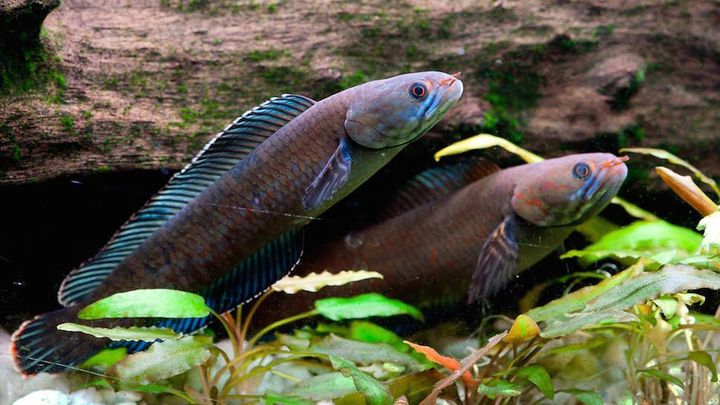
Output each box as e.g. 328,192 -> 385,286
439,73 -> 463,105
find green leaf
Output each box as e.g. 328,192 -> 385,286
349,321 -> 406,352
311,334 -> 425,372
527,263 -> 642,322
81,348 -> 127,370
111,336 -> 212,385
653,296 -> 678,319
58,323 -> 182,341
78,289 -> 210,319
477,380 -> 523,399
262,392 -> 314,405
315,293 -> 423,321
561,220 -> 702,265
329,355 -> 392,405
638,369 -> 684,388
688,351 -> 718,382
516,365 -> 554,399
560,389 -> 603,405
541,310 -> 638,338
272,270 -> 383,294
291,372 -> 357,401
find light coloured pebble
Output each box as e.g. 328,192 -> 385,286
12,390 -> 71,405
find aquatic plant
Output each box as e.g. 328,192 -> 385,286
37,135 -> 720,404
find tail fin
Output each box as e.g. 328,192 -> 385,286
11,306 -> 108,375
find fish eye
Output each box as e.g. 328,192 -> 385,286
409,82 -> 428,100
572,162 -> 592,180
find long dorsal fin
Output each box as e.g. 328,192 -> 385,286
58,95 -> 316,306
380,158 -> 500,218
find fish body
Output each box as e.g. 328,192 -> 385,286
252,153 -> 628,327
12,72 -> 463,374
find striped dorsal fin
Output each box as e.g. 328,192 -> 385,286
380,158 -> 500,218
58,94 -> 316,306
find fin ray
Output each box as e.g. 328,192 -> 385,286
59,95 -> 316,306
467,213 -> 519,304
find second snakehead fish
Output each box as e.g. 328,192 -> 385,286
251,153 -> 629,328
12,71 -> 463,374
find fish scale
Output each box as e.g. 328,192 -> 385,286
251,154 -> 628,330
13,71 -> 464,374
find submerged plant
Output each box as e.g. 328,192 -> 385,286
38,135 -> 720,404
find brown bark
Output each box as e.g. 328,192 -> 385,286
1,0 -> 719,184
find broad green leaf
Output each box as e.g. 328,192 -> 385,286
638,369 -> 684,388
58,323 -> 182,341
560,389 -> 603,405
516,365 -> 553,399
541,310 -> 638,338
433,133 -> 543,163
527,263 -> 642,322
272,270 -> 383,294
81,348 -> 127,369
291,372 -> 357,400
504,314 -> 540,344
621,147 -> 720,198
312,334 -> 425,372
330,355 -> 392,405
698,210 -> 720,255
349,321 -> 406,352
79,289 -> 210,319
315,293 -> 423,321
477,380 -> 523,399
262,392 -> 314,405
561,221 -> 702,265
688,351 -> 718,382
111,336 -> 211,385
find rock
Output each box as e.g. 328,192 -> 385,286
12,390 -> 70,405
0,0 -> 61,47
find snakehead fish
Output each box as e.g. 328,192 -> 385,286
251,153 -> 628,328
12,71 -> 463,374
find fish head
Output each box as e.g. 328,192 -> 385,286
511,153 -> 629,226
344,71 -> 463,149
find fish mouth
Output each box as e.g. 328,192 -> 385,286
583,155 -> 629,201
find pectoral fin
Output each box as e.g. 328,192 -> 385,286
467,214 -> 519,304
303,137 -> 353,210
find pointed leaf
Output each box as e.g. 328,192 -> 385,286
503,314 -> 540,344
58,323 -> 182,341
81,348 -> 127,369
315,293 -> 423,321
688,351 -> 718,382
272,270 -> 383,294
477,380 -> 523,399
78,289 -> 210,319
404,340 -> 473,387
111,336 -> 212,385
349,321 -> 406,352
541,310 -> 638,338
516,365 -> 553,399
655,167 -> 717,216
329,355 -> 392,405
291,372 -> 357,401
434,134 -> 543,163
638,369 -> 684,388
312,334 -> 425,372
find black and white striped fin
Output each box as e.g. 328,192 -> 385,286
58,95 -> 316,306
114,228 -> 304,349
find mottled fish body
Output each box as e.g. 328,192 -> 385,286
252,153 -> 628,327
13,72 -> 463,374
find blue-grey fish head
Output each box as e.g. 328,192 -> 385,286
344,71 -> 463,149
510,153 -> 629,226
